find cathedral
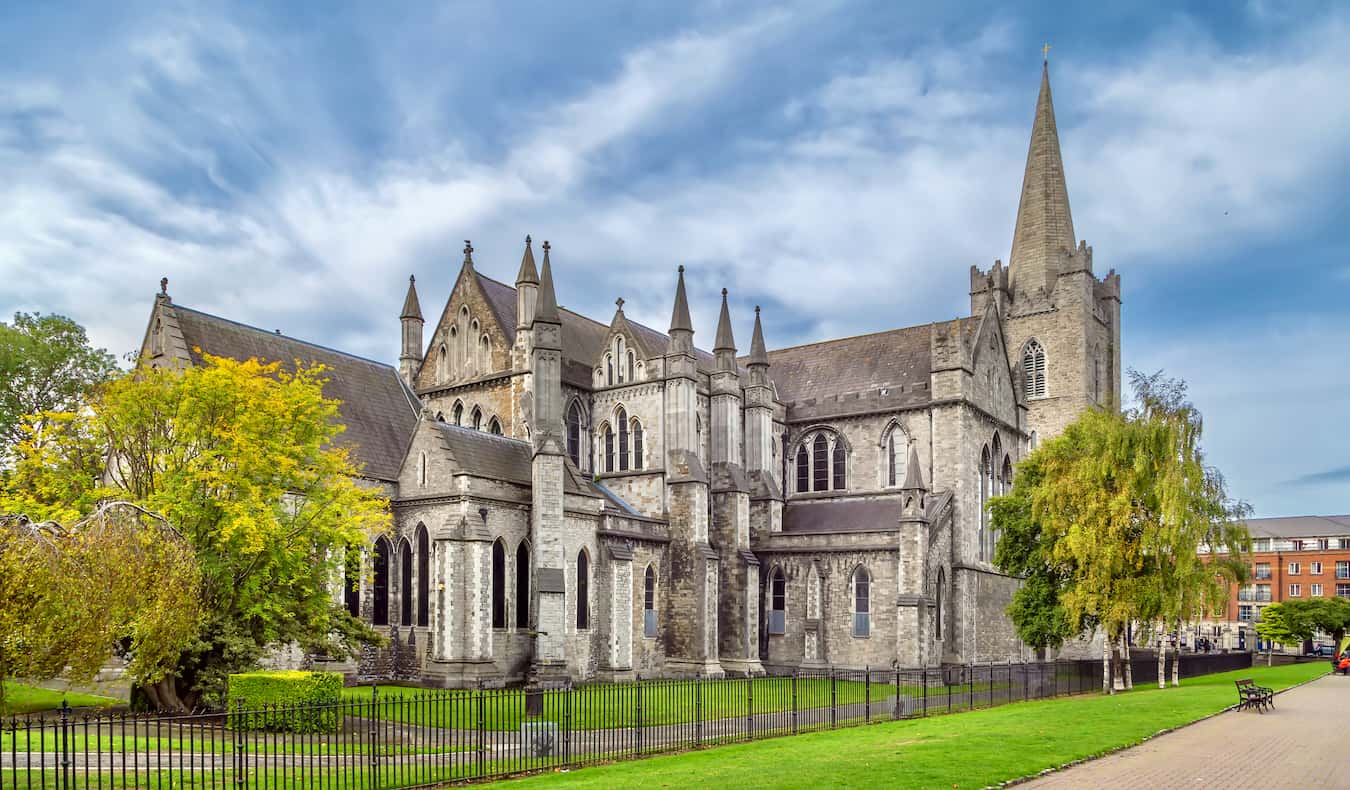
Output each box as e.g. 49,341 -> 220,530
138,62 -> 1120,685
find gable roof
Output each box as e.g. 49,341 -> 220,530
474,272 -> 714,388
430,421 -> 598,496
170,304 -> 420,482
1244,515 -> 1350,540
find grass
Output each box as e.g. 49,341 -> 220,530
1,682 -> 121,716
340,676 -> 916,731
494,662 -> 1329,789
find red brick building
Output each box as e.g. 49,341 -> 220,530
1200,515 -> 1350,651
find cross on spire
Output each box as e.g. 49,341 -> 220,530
159,277 -> 168,296
1042,42 -> 1051,62
616,297 -> 625,310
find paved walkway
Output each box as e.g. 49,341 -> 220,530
1022,674 -> 1350,789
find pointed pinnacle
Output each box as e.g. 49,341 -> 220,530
534,240 -> 560,324
401,274 -> 423,320
748,305 -> 769,366
669,265 -> 693,335
903,443 -> 926,491
713,288 -> 736,353
1008,61 -> 1075,291
516,235 -> 539,285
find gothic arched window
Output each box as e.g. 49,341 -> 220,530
604,423 -> 615,472
415,525 -> 429,627
491,539 -> 506,629
515,541 -> 530,629
886,426 -> 908,488
1022,339 -> 1047,399
768,567 -> 786,635
576,549 -> 590,629
796,445 -> 809,493
418,452 -> 427,487
566,401 -> 584,468
471,407 -> 483,431
643,565 -> 657,638
631,419 -> 644,470
438,343 -> 448,380
480,335 -> 490,373
372,536 -> 391,626
606,354 -> 614,386
627,351 -> 636,382
832,440 -> 846,490
852,566 -> 870,637
616,339 -> 626,384
488,417 -> 502,435
979,446 -> 991,560
935,567 -> 945,640
812,434 -> 829,491
452,401 -> 463,426
399,538 -> 413,625
616,407 -> 629,471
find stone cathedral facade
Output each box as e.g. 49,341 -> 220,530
138,63 -> 1120,686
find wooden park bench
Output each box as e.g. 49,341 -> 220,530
1234,678 -> 1274,712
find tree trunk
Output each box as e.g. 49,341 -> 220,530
142,678 -> 191,714
1171,621 -> 1181,686
1157,628 -> 1167,689
1102,631 -> 1112,695
1123,637 -> 1134,690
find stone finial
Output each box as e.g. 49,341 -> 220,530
713,287 -> 736,354
159,277 -> 168,296
616,297 -> 625,311
669,265 -> 693,335
748,304 -> 769,367
463,240 -> 475,266
534,240 -> 560,324
516,235 -> 539,285
401,273 -> 423,321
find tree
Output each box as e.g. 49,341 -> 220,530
1253,602 -> 1313,666
0,313 -> 118,465
1,354 -> 390,711
992,369 -> 1249,693
0,502 -> 201,706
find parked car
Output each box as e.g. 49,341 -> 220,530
1306,644 -> 1336,657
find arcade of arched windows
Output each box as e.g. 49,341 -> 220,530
978,430 -> 1016,563
351,525 -> 432,629
433,305 -> 496,386
791,429 -> 847,494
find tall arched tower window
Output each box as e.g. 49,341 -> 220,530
566,401 -> 585,468
603,423 -> 615,472
372,537 -> 391,626
886,428 -> 909,488
452,401 -> 463,426
415,525 -> 429,627
768,567 -> 786,635
515,541 -> 530,629
643,565 -> 657,638
491,539 -> 506,629
812,435 -> 829,491
576,549 -> 590,630
399,538 -> 413,625
796,445 -> 809,493
616,407 -> 629,470
627,351 -> 636,382
631,419 -> 644,470
1022,339 -> 1047,399
852,566 -> 871,637
979,446 -> 991,560
605,354 -> 614,386
935,567 -> 945,641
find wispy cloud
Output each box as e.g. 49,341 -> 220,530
1285,465 -> 1350,487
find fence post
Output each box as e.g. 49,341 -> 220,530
791,673 -> 798,733
636,676 -> 645,753
968,664 -> 974,710
232,702 -> 248,790
830,668 -> 837,729
564,683 -> 573,767
475,685 -> 486,779
921,667 -> 928,717
989,662 -> 994,707
368,685 -> 380,790
893,669 -> 901,720
695,673 -> 703,747
59,699 -> 73,790
746,676 -> 754,740
864,667 -> 871,723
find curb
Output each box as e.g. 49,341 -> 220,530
991,670 -> 1331,789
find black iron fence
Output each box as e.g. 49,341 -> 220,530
2,654 -> 1250,789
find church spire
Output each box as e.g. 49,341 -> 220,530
534,241 -> 560,325
713,288 -> 736,353
516,235 -> 539,285
400,274 -> 423,320
748,305 -> 769,368
669,265 -> 694,335
902,443 -> 926,492
1008,60 -> 1076,301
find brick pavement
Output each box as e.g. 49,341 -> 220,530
1020,674 -> 1350,789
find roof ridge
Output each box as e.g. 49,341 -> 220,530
753,322 -> 936,357
172,304 -> 397,370
433,420 -> 531,447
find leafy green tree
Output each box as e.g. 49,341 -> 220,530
0,502 -> 201,706
1253,602 -> 1314,666
0,313 -> 118,464
2,354 -> 390,711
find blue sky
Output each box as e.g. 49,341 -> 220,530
1,1 -> 1346,517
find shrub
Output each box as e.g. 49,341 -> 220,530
226,671 -> 343,733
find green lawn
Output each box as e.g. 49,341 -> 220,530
1,681 -> 121,715
494,662 -> 1329,789
341,676 -> 915,731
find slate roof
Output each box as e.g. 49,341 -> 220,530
758,325 -> 935,420
782,498 -> 901,534
431,422 -> 598,496
475,272 -> 715,388
172,305 -> 420,482
1244,515 -> 1350,539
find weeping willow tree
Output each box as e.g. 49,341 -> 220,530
993,370 -> 1249,693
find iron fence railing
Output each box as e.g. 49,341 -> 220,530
2,653 -> 1251,789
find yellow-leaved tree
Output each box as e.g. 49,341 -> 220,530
2,354 -> 390,711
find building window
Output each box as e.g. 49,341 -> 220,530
480,335 -> 490,373
604,424 -> 615,472
1311,562 -> 1323,575
472,407 -> 483,431
415,525 -> 429,627
643,565 -> 657,638
832,440 -> 846,490
438,343 -> 448,380
768,568 -> 786,635
796,445 -> 809,493
372,537 -> 390,626
1022,339 -> 1047,399
627,351 -> 636,383
418,452 -> 427,486
812,435 -> 829,491
1312,584 -> 1324,597
631,419 -> 644,470
979,446 -> 990,560
616,407 -> 630,470
344,546 -> 361,618
566,401 -> 585,469
491,539 -> 506,629
935,568 -> 944,641
852,567 -> 870,638
516,541 -> 530,629
1238,604 -> 1253,621
1254,563 -> 1271,580
606,354 -> 613,386
616,339 -> 625,384
1339,584 -> 1350,599
399,538 -> 413,625
452,401 -> 463,426
488,417 -> 502,435
1337,561 -> 1350,580
1252,539 -> 1270,552
1290,583 -> 1301,597
1288,562 -> 1300,575
576,550 -> 590,629
885,428 -> 907,487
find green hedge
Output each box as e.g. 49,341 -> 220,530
227,671 -> 343,733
